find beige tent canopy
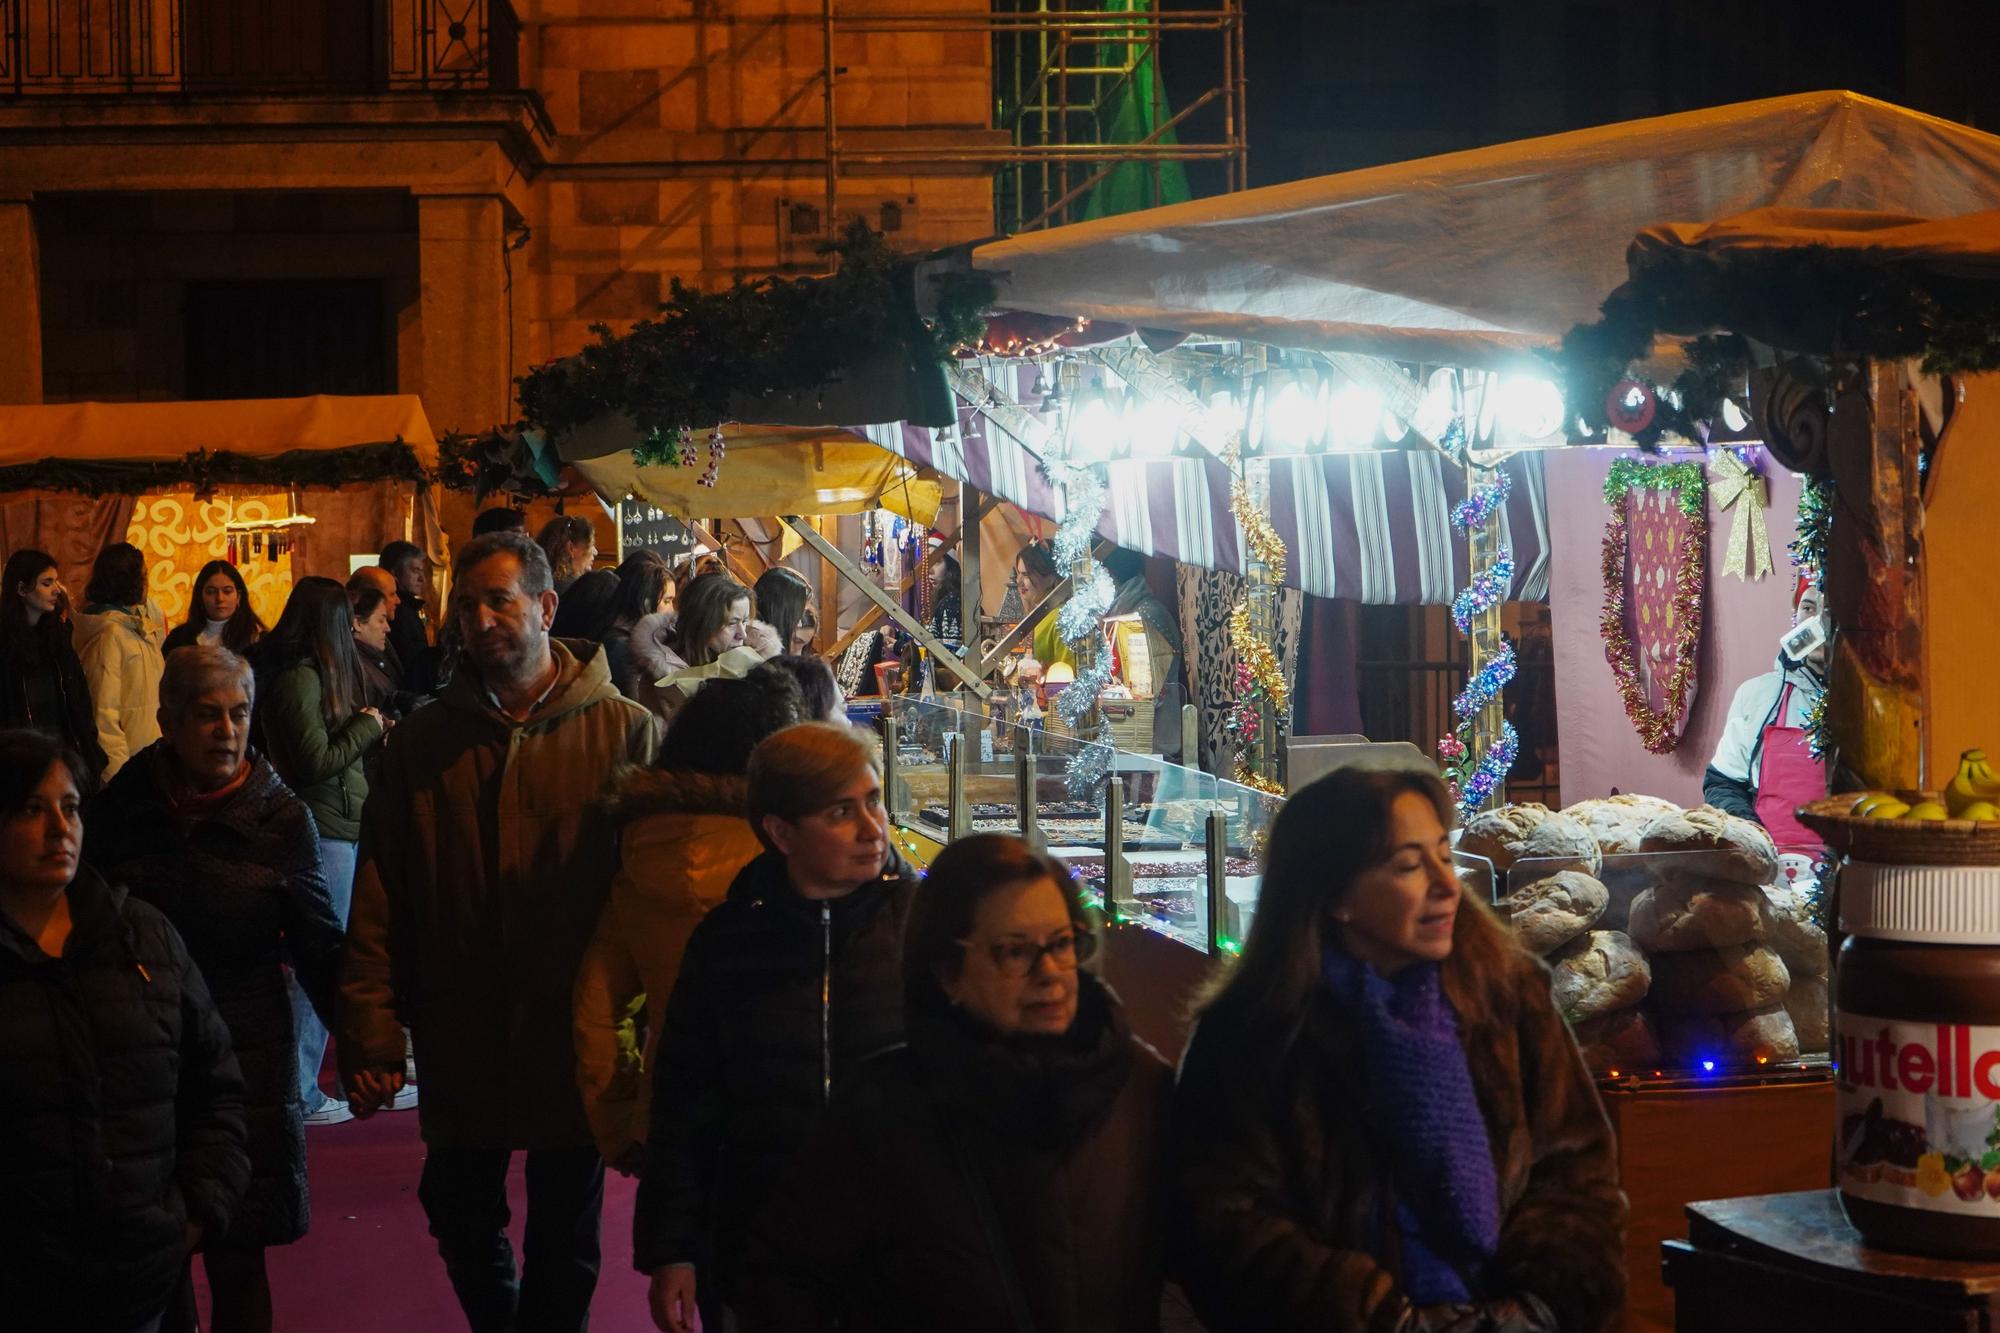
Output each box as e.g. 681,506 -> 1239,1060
970,91 -> 2000,366
0,393 -> 444,627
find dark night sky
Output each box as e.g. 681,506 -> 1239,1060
1163,0 -> 2000,195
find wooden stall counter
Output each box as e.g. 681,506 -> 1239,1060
1664,1190 -> 2000,1332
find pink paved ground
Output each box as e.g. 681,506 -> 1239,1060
194,1109 -> 657,1332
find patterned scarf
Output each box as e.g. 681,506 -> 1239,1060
1322,944 -> 1501,1305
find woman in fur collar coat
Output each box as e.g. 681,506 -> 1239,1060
622,571 -> 779,720
1171,769 -> 1625,1333
571,667 -> 804,1170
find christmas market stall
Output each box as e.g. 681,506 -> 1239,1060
960,90 -> 2000,1330
0,394 -> 445,629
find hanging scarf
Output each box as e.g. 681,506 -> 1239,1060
1321,944 -> 1501,1305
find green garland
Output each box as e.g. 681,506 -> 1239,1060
0,442 -> 429,498
1604,457 -> 1706,517
516,221 -> 995,466
1556,242 -> 2000,447
1789,475 -> 1833,577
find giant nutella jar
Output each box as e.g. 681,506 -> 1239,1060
1837,862 -> 2000,1257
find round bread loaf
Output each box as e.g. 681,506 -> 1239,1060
1500,871 -> 1609,955
1650,943 -> 1791,1015
1459,803 -> 1603,880
1659,1005 -> 1800,1066
1762,884 -> 1829,978
1570,1007 -> 1662,1073
1562,794 -> 1682,855
1549,929 -> 1650,1021
1785,973 -> 1831,1054
1628,878 -> 1768,952
1636,805 -> 1780,884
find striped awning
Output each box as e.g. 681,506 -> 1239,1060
866,404 -> 1550,607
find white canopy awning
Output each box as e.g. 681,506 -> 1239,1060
970,91 -> 2000,366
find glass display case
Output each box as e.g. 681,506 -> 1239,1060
875,695 -> 1282,955
1496,850 -> 1832,1080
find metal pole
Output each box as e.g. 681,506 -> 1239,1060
821,0 -> 838,243
947,731 -> 970,840
1016,741 -> 1043,850
1103,762 -> 1128,919
1204,808 -> 1229,953
880,710 -> 903,823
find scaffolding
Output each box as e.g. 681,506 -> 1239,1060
824,1 -> 1248,235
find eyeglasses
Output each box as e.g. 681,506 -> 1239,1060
963,928 -> 1097,979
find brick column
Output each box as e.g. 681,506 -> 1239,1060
0,201 -> 44,404
415,194 -> 511,436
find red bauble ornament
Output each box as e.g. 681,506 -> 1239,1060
1606,380 -> 1657,434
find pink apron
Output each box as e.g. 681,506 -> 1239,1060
1754,681 -> 1826,856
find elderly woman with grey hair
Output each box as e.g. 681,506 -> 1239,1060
85,644 -> 341,1333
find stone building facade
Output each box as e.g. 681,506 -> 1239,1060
0,0 -> 1000,436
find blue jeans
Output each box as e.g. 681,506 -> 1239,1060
291,836 -> 357,1108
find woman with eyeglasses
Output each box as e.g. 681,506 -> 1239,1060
633,721 -> 922,1333
737,832 -> 1170,1333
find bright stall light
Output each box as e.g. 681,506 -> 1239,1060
1329,384 -> 1383,450
1128,397 -> 1181,460
1266,381 -> 1318,453
1069,392 -> 1122,464
1495,376 -> 1565,440
1204,388 -> 1245,444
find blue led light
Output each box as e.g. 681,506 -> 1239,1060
1700,1060 -> 1716,1073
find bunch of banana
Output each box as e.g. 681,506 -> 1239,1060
1946,749 -> 2000,819
1850,792 -> 1916,819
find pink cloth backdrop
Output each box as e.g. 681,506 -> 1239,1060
1549,449 -> 1802,808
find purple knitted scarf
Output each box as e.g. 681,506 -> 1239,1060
1322,945 -> 1501,1305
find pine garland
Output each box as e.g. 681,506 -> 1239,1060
516,222 -> 995,464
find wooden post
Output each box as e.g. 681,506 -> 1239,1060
1016,742 -> 1043,850
1466,458 -> 1509,810
960,483 -> 983,639
1104,765 -> 1129,918
782,516 -> 992,698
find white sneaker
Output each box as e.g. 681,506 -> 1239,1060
390,1083 -> 420,1111
304,1096 -> 355,1126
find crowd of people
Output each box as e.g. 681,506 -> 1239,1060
0,511 -> 1627,1333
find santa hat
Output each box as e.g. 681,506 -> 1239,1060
1793,573 -> 1816,611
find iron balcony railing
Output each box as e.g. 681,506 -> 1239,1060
0,0 -> 518,95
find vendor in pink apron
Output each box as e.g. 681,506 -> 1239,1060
1702,578 -> 1828,865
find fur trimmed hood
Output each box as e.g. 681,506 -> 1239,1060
606,765 -> 748,827
744,619 -> 782,659
628,611 -> 687,686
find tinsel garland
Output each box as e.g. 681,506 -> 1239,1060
1037,413 -> 1117,798
1048,460 -> 1106,570
1452,638 -> 1518,723
1230,465 -> 1288,585
1600,460 -> 1707,754
1451,551 -> 1515,635
1460,724 -> 1520,810
1804,691 -> 1830,762
1452,469 -> 1511,533
4,442 -> 431,499
1789,475 -> 1832,576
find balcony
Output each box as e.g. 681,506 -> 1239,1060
0,0 -> 519,95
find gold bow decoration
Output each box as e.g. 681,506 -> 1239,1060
1708,451 -> 1773,581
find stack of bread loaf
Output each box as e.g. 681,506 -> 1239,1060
1463,797 -> 1829,1075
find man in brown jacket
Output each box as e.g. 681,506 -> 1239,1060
338,529 -> 658,1333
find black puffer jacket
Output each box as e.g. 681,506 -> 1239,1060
85,743 -> 339,1247
0,620 -> 110,779
633,849 -> 920,1296
0,867 -> 250,1331
737,976 -> 1172,1333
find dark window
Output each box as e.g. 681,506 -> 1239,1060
181,0 -> 379,90
184,281 -> 390,400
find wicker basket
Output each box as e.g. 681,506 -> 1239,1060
1796,794 -> 2000,866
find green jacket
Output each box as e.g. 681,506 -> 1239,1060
260,660 -> 382,843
